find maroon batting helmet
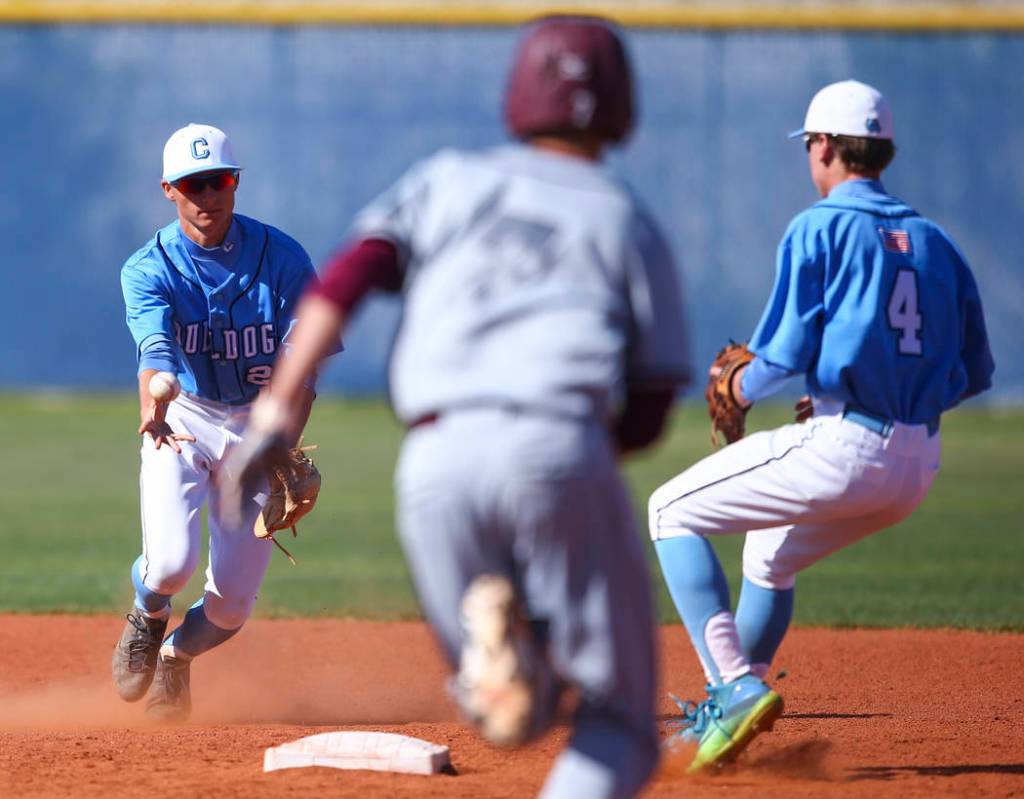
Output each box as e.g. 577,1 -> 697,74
504,16 -> 635,144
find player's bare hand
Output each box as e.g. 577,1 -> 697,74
139,419 -> 196,452
794,395 -> 814,423
139,402 -> 195,452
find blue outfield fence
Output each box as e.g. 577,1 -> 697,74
1,21 -> 1020,399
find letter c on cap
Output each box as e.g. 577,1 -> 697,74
191,137 -> 211,160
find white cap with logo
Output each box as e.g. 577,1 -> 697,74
162,123 -> 243,182
789,80 -> 894,140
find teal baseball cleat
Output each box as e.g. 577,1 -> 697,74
666,674 -> 783,773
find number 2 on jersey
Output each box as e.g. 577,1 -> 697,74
886,269 -> 923,355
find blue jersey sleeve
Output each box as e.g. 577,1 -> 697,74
138,335 -> 179,375
740,356 -> 798,402
748,214 -> 824,373
957,261 -> 995,401
121,254 -> 181,375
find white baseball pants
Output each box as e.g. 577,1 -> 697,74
136,392 -> 273,630
649,398 -> 941,589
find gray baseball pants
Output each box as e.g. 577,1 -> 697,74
396,407 -> 660,798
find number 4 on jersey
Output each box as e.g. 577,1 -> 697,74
887,269 -> 923,355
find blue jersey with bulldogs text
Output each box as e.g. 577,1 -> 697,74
749,179 -> 994,423
121,214 -> 317,405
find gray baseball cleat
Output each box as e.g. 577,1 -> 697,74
455,574 -> 537,746
145,654 -> 192,723
112,610 -> 168,702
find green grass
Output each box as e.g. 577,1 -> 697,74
0,393 -> 1020,629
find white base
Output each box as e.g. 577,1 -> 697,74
263,731 -> 451,776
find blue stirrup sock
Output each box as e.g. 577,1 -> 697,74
163,600 -> 241,659
734,577 -> 794,676
654,536 -> 741,686
131,555 -> 172,617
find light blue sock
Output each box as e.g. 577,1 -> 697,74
165,600 -> 240,657
131,555 -> 172,614
734,577 -> 794,669
654,536 -> 732,685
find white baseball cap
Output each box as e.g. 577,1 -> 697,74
788,80 -> 894,140
162,123 -> 243,182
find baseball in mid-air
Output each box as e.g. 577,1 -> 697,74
149,371 -> 180,403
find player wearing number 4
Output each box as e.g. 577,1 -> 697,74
651,80 -> 994,771
113,124 -> 326,721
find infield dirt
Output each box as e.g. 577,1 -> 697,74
0,616 -> 1020,798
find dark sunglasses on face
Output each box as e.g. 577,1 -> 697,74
804,133 -> 834,152
174,171 -> 239,194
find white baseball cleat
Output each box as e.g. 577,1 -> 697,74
456,574 -> 535,746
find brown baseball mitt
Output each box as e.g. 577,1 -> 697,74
255,440 -> 321,563
705,341 -> 755,448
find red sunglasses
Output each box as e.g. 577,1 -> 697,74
174,171 -> 238,194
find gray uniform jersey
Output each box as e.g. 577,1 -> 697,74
353,144 -> 691,423
356,144 -> 690,799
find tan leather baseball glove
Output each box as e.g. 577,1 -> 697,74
254,440 -> 321,563
705,341 -> 755,448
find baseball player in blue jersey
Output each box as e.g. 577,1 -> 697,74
224,17 -> 692,798
650,80 -> 995,772
112,123 -> 321,721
